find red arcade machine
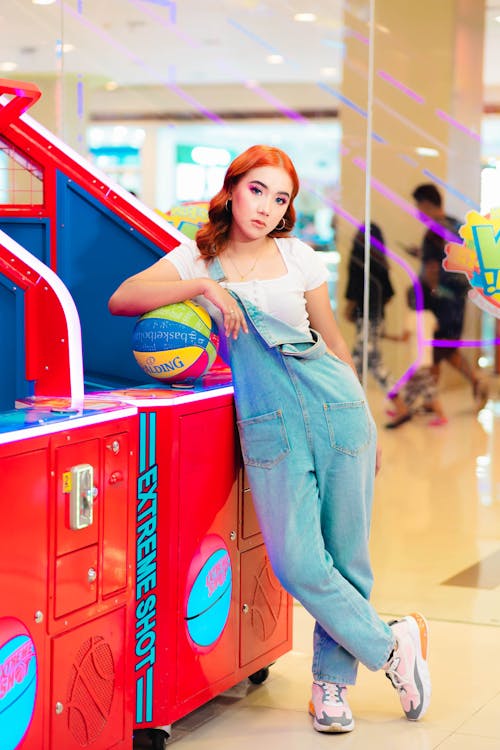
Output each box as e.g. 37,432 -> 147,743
0,79 -> 292,750
0,227 -> 138,750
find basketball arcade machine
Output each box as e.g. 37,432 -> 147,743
0,80 -> 292,749
0,227 -> 138,750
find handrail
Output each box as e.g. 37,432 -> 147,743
0,229 -> 84,407
0,79 -> 41,130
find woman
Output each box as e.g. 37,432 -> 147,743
109,145 -> 430,733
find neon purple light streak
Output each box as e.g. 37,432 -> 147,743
435,109 -> 480,141
345,28 -> 369,45
142,0 -> 176,20
127,0 -> 195,46
167,82 -> 224,124
227,17 -> 282,55
377,70 -> 425,103
244,83 -> 309,123
399,154 -> 419,167
343,56 -> 451,153
77,75 -> 84,119
422,170 -> 480,211
430,339 -> 499,347
354,157 -> 470,241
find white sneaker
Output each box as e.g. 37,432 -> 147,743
384,612 -> 431,720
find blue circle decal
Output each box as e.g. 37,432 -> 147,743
185,544 -> 232,649
0,618 -> 37,750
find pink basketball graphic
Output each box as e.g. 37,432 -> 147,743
66,635 -> 115,745
0,617 -> 37,750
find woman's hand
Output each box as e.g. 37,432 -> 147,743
200,279 -> 248,339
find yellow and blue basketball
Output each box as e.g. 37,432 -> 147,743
132,300 -> 219,383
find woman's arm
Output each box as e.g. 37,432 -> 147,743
108,256 -> 247,336
109,257 -> 209,315
305,283 -> 357,374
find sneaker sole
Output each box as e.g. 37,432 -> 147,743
405,612 -> 431,720
308,701 -> 355,733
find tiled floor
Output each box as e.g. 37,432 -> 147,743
153,376 -> 500,748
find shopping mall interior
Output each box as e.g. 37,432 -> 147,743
2,1 -> 500,748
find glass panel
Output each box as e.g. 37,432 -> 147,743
0,137 -> 44,205
1,0 -> 499,638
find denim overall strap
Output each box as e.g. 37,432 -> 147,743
208,256 -> 326,359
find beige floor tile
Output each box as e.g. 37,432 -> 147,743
434,735 -> 500,749
161,384 -> 500,749
456,693 -> 500,739
169,703 -> 449,749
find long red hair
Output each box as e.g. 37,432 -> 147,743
196,144 -> 300,260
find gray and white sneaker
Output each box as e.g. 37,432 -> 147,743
309,681 -> 355,733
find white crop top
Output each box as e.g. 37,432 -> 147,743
164,236 -> 328,336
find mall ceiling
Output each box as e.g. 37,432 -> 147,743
3,1 -> 500,99
4,0 -> 345,86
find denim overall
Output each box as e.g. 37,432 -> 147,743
209,259 -> 393,684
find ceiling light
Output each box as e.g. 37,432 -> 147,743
105,81 -> 119,91
0,61 -> 18,72
495,15 -> 500,22
32,0 -> 56,5
415,147 -> 439,157
320,67 -> 337,78
266,54 -> 284,64
294,13 -> 317,22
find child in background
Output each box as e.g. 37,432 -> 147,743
385,281 -> 447,429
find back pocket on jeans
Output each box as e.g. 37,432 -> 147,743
324,401 -> 371,456
237,409 -> 290,468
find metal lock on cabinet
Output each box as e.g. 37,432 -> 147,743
68,463 -> 98,530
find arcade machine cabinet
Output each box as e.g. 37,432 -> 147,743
101,384 -> 292,749
0,228 -> 138,750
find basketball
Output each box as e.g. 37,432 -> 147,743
184,535 -> 232,651
132,300 -> 219,383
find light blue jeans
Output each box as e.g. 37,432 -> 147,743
209,260 -> 393,685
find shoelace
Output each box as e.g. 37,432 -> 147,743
385,656 -> 410,692
320,683 -> 346,705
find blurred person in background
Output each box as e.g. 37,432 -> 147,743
344,222 -> 395,391
410,183 -> 488,410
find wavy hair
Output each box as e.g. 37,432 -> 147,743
196,144 -> 300,260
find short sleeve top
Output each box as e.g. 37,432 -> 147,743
163,236 -> 328,335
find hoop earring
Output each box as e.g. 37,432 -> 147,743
276,217 -> 286,231
225,199 -> 232,213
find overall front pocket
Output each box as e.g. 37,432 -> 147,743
324,401 -> 372,456
237,409 -> 291,468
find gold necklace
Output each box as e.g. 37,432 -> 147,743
225,248 -> 264,280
